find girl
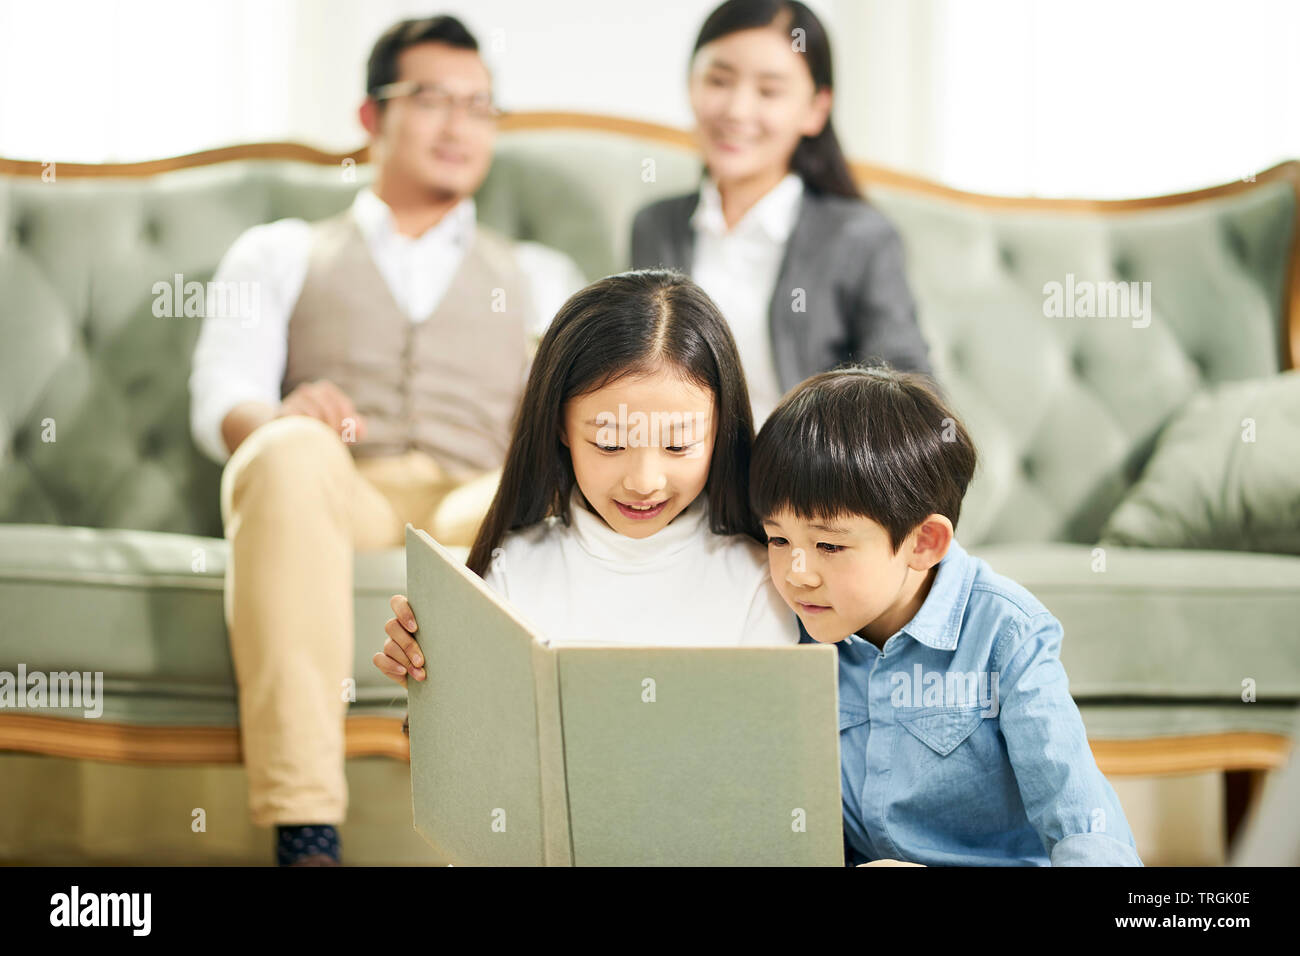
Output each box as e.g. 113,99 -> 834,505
375,269 -> 796,686
632,0 -> 932,425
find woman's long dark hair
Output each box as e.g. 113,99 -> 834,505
693,0 -> 860,199
466,269 -> 761,577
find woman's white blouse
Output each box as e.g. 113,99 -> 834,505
690,172 -> 804,427
480,488 -> 798,647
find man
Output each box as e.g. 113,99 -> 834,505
188,15 -> 583,865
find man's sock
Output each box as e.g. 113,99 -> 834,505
276,824 -> 341,865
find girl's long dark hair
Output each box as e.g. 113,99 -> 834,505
693,0 -> 860,199
466,269 -> 761,577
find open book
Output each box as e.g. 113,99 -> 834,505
404,523 -> 844,866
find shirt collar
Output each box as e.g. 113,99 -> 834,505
566,486 -> 709,567
897,540 -> 977,651
350,186 -> 476,249
840,540 -> 977,652
690,171 -> 804,242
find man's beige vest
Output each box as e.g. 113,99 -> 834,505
282,210 -> 533,480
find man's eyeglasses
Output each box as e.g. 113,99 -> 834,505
372,82 -> 504,122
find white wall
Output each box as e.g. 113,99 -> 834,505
922,0 -> 1300,196
1,0 -> 1297,197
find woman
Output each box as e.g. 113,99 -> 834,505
632,0 -> 932,424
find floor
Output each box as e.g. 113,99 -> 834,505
0,752 -> 1265,865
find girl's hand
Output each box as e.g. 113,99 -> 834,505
373,594 -> 425,686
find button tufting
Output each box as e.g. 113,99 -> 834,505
140,428 -> 166,457
1223,226 -> 1248,264
998,244 -> 1016,271
1112,253 -> 1134,280
948,343 -> 965,373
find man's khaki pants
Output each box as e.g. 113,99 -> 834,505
219,415 -> 499,826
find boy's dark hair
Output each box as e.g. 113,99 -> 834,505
366,15 -> 479,102
750,365 -> 977,551
466,270 -> 761,577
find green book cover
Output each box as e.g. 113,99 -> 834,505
404,523 -> 844,866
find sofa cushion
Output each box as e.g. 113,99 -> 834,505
1077,703 -> 1300,740
5,526 -> 1296,736
0,524 -> 413,724
1099,370 -> 1300,554
972,543 -> 1300,704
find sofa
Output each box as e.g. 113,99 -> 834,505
2,114 -> 1298,863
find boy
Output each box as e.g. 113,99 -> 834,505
751,365 -> 1142,866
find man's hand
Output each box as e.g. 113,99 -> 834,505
277,379 -> 368,442
220,380 -> 368,457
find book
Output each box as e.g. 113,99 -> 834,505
403,522 -> 844,866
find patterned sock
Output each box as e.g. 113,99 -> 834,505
276,824 -> 341,865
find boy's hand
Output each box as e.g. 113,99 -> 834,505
373,594 -> 425,686
857,859 -> 925,867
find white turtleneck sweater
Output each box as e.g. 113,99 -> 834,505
480,488 -> 798,647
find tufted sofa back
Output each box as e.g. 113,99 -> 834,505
1,118 -> 1296,546
868,176 -> 1297,544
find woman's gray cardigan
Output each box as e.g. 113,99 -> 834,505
630,189 -> 933,391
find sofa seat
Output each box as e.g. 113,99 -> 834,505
936,542 -> 1300,774
0,523 -> 414,727
972,545 -> 1300,692
2,525 -> 1295,753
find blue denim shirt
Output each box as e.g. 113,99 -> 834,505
821,540 -> 1143,866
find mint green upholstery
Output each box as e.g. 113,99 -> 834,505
874,184 -> 1294,546
1099,371 -> 1300,554
1,128 -> 1297,745
973,544 -> 1300,701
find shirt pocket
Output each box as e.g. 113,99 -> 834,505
889,707 -> 1012,847
839,706 -> 870,733
897,706 -> 984,757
